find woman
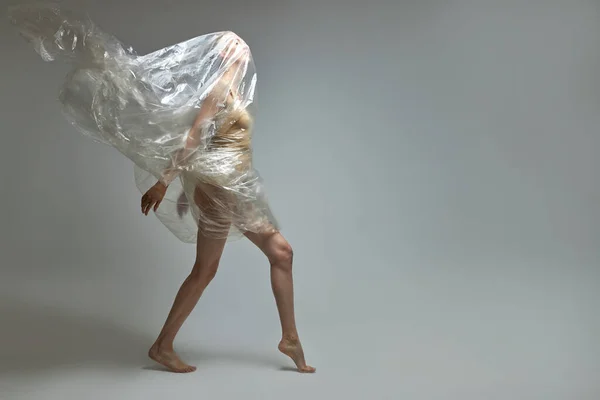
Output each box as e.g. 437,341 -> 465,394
9,4 -> 314,373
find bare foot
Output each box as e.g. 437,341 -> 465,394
278,337 -> 316,373
149,344 -> 196,373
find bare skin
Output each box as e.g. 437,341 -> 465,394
148,230 -> 227,373
245,230 -> 315,373
142,184 -> 315,374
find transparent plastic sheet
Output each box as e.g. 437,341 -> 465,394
8,3 -> 279,242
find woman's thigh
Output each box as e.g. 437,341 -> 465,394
193,182 -> 233,239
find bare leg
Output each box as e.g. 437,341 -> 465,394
244,231 -> 315,373
149,231 -> 228,373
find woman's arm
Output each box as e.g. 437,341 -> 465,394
159,91 -> 222,186
141,95 -> 221,215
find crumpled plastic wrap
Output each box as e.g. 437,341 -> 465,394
8,3 -> 279,242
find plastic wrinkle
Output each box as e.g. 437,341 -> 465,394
9,3 -> 279,242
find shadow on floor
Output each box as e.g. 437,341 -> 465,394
0,297 -> 151,376
0,297 -> 288,376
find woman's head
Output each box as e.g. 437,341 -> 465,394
217,32 -> 249,64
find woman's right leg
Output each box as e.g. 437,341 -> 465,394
149,230 -> 228,373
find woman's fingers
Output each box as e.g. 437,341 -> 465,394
142,194 -> 152,215
145,200 -> 154,215
142,193 -> 151,208
153,199 -> 162,212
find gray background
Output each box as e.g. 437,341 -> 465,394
0,0 -> 599,399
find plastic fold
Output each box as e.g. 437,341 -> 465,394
9,3 -> 279,242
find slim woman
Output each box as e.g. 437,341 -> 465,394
142,38 -> 315,373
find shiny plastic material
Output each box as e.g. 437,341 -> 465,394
9,3 -> 279,242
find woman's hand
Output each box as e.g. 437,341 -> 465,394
141,181 -> 167,215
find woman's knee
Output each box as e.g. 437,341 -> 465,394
245,231 -> 294,270
269,239 -> 293,269
190,259 -> 220,284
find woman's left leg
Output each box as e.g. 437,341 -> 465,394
149,184 -> 231,373
244,230 -> 315,373
148,231 -> 228,373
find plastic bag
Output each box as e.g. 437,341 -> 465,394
8,3 -> 279,242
